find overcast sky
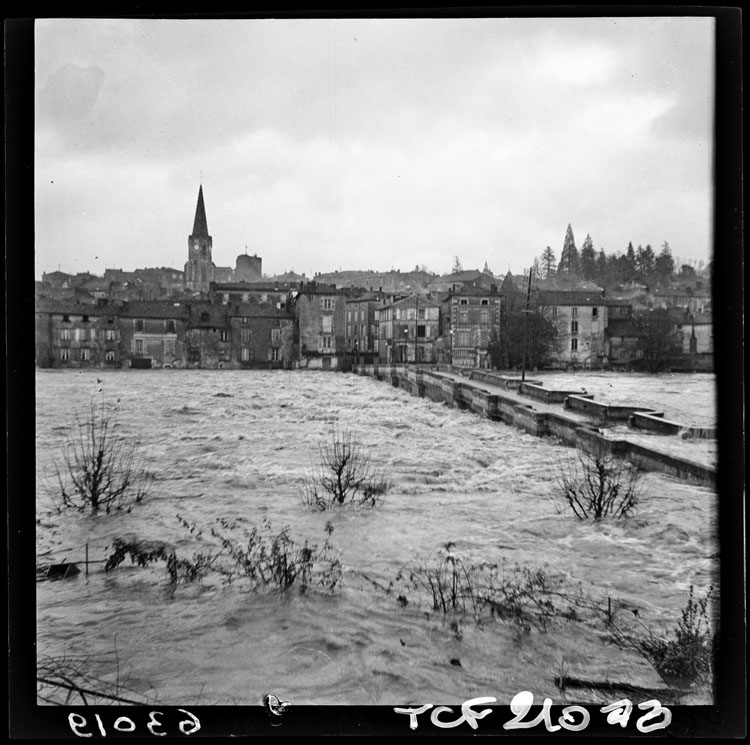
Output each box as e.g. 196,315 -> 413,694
34,16 -> 715,279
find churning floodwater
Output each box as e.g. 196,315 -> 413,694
35,369 -> 718,707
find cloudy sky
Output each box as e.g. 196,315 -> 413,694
34,16 -> 715,279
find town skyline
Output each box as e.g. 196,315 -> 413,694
38,186 -> 709,282
35,16 -> 714,280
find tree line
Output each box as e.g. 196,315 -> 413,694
536,224 -> 710,289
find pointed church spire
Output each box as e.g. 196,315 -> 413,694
191,184 -> 209,237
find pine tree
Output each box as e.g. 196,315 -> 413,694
654,241 -> 675,284
623,242 -> 637,282
580,234 -> 597,280
558,224 -> 581,276
540,246 -> 556,278
635,244 -> 656,280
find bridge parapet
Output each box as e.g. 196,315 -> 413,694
564,395 -> 658,422
520,383 -> 593,404
629,411 -> 716,439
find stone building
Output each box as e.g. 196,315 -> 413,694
234,253 -> 263,282
290,282 -> 348,369
446,285 -> 503,368
119,300 -> 188,368
344,291 -> 389,364
181,301 -> 293,369
536,289 -> 609,369
226,302 -> 294,368
35,301 -> 123,368
377,294 -> 440,364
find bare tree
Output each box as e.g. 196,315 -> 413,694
55,401 -> 152,514
303,427 -> 389,510
555,444 -> 642,520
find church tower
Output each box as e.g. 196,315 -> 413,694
184,184 -> 215,293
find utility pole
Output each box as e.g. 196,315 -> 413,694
415,294 -> 419,364
521,267 -> 533,381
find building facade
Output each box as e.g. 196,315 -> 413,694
448,285 -> 503,368
35,302 -> 123,368
292,283 -> 348,369
377,294 -> 440,364
538,290 -> 609,368
344,291 -> 388,364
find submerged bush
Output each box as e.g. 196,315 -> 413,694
303,426 -> 390,510
555,444 -> 642,520
104,535 -> 216,585
54,401 -> 152,514
202,516 -> 343,593
631,585 -> 716,687
103,519 -> 343,595
394,544 -> 582,633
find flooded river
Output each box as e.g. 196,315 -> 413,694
35,369 -> 718,707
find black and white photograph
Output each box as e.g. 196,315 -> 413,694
8,9 -> 744,738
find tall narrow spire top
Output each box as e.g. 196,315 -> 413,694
191,184 -> 209,237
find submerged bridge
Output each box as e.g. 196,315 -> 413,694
352,364 -> 716,488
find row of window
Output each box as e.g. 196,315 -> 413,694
58,328 -> 286,345
347,324 -> 372,336
452,330 -> 490,347
134,339 -> 176,355
138,316 -> 285,330
240,348 -> 281,361
59,314 -> 115,324
134,319 -> 177,333
347,309 -> 369,322
392,308 -> 430,320
550,307 -> 598,318
132,340 -> 282,361
222,293 -> 275,304
60,348 -> 116,362
130,328 -> 283,344
60,328 -> 118,341
455,310 -> 493,324
455,298 -> 494,306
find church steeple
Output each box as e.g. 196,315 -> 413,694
192,184 -> 209,238
184,183 -> 215,293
